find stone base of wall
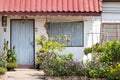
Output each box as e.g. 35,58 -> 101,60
46,76 -> 106,80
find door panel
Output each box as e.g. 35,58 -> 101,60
11,20 -> 34,65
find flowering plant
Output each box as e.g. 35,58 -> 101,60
100,40 -> 120,64
107,63 -> 120,79
36,35 -> 66,54
86,59 -> 108,78
41,53 -> 88,76
36,35 -> 67,69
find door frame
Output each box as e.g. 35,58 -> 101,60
10,19 -> 35,68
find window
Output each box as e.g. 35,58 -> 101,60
101,23 -> 120,43
49,22 -> 84,47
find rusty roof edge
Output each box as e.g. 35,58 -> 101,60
99,0 -> 103,12
0,12 -> 101,16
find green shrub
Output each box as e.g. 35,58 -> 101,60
0,56 -> 7,68
7,63 -> 17,70
96,46 -> 104,53
84,43 -> 104,55
92,43 -> 100,52
107,63 -> 120,79
37,36 -> 120,79
7,46 -> 17,63
40,52 -> 88,76
87,60 -> 108,78
36,35 -> 47,47
0,67 -> 7,75
36,35 -> 66,69
6,46 -> 17,70
100,40 -> 120,64
41,53 -> 71,76
0,40 -> 8,68
84,47 -> 92,55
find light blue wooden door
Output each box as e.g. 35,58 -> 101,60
11,20 -> 34,66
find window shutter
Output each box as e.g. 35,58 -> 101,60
71,22 -> 83,46
50,23 -> 61,42
61,23 -> 72,46
103,24 -> 117,41
50,22 -> 84,47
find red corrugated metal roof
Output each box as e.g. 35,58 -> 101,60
0,0 -> 102,15
0,0 -> 102,12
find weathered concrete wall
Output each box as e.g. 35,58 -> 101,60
0,16 -> 101,61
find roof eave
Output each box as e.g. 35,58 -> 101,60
0,12 -> 102,16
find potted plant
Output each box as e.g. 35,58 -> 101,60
84,47 -> 92,55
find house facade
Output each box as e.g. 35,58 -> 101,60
101,0 -> 120,42
0,0 -> 102,67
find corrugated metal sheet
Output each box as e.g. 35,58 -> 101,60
0,0 -> 102,13
11,20 -> 34,65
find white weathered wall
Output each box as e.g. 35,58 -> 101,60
34,16 -> 101,60
60,17 -> 101,60
0,16 -> 101,60
0,17 -> 10,54
102,2 -> 120,22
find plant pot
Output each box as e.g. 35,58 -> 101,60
7,68 -> 14,71
7,63 -> 17,71
36,63 -> 41,70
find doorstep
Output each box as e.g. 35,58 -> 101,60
18,65 -> 34,68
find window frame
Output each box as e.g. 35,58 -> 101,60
101,23 -> 120,42
48,21 -> 84,47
